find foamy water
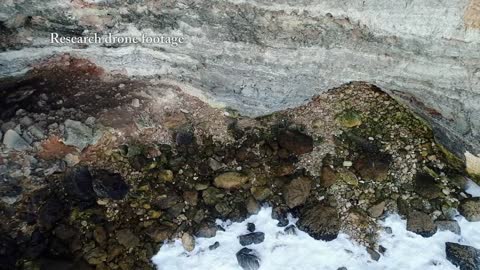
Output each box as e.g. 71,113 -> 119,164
152,204 -> 480,270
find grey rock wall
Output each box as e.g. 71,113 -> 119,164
0,0 -> 479,161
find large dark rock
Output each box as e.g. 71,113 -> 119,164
175,131 -> 194,145
297,204 -> 340,241
277,130 -> 313,155
414,172 -> 442,200
435,220 -> 461,235
445,242 -> 480,270
459,198 -> 480,222
236,248 -> 260,270
38,197 -> 66,230
92,170 -> 129,200
406,210 -> 437,237
239,232 -> 265,246
353,154 -> 390,181
64,166 -> 95,202
0,235 -> 18,269
283,176 -> 312,209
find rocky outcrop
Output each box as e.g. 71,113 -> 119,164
0,0 -> 479,163
445,242 -> 480,270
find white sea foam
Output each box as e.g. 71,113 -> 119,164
152,208 -> 480,270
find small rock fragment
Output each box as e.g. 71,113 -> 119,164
214,172 -> 249,189
181,233 -> 195,252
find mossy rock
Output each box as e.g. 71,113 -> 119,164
336,110 -> 362,128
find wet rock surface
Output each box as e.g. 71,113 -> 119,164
445,242 -> 480,270
239,232 -> 265,246
236,248 -> 261,270
297,205 -> 340,241
0,68 -> 474,269
459,198 -> 480,222
406,211 -> 437,237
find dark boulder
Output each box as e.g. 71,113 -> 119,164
414,172 -> 442,200
459,198 -> 480,222
236,248 -> 260,270
38,197 -> 66,230
353,154 -> 390,182
64,166 -> 95,202
435,220 -> 461,235
175,131 -> 194,145
406,210 -> 437,237
297,204 -> 340,241
247,223 -> 255,233
0,235 -> 18,269
445,242 -> 480,270
239,232 -> 265,246
92,170 -> 129,200
277,130 -> 313,155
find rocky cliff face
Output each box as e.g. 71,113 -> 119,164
0,0 -> 479,167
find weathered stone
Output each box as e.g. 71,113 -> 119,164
157,170 -> 174,182
93,226 -> 107,245
435,220 -> 461,235
297,205 -> 340,241
246,196 -> 260,215
337,171 -> 359,186
181,233 -> 195,252
368,201 -> 386,218
277,130 -> 313,155
195,223 -> 217,238
208,157 -> 225,171
367,248 -> 381,261
236,248 -> 260,270
92,170 -> 129,200
202,187 -> 224,206
63,119 -> 101,151
3,129 -> 31,151
459,198 -> 480,222
116,229 -> 140,249
414,172 -> 443,200
283,176 -> 312,208
38,197 -> 65,230
320,165 -> 337,188
250,186 -> 272,201
84,247 -> 107,265
64,166 -> 95,202
214,172 -> 249,189
445,242 -> 480,270
337,110 -> 362,128
247,223 -> 255,233
175,131 -> 194,145
183,190 -> 198,206
406,210 -> 437,237
354,154 -> 390,182
146,226 -> 173,242
239,232 -> 265,246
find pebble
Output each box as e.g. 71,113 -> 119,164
131,98 -> 140,108
343,161 -> 353,167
